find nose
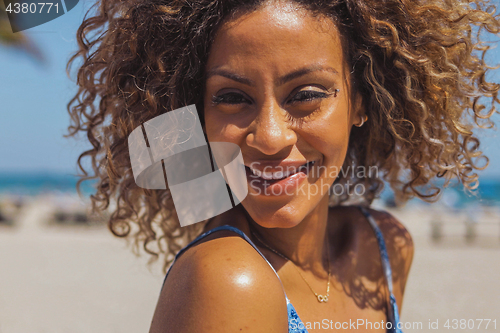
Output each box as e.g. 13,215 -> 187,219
246,99 -> 297,155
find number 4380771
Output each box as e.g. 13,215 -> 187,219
5,3 -> 59,14
444,319 -> 496,330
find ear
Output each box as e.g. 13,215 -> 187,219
351,91 -> 366,127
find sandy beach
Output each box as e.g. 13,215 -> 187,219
0,195 -> 499,333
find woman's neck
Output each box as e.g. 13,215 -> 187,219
246,194 -> 334,275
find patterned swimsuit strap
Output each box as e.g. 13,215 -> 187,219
357,205 -> 404,333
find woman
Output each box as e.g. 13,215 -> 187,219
67,0 -> 500,332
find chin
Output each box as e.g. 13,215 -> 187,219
240,199 -> 308,230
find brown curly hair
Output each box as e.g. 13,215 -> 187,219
66,0 -> 500,271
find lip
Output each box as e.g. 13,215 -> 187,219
247,161 -> 316,180
244,161 -> 315,196
244,160 -> 313,178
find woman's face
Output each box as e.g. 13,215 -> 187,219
204,2 -> 363,228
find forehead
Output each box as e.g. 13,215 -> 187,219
206,3 -> 346,76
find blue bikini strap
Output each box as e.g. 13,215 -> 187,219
357,205 -> 403,333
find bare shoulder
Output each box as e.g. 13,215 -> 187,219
364,206 -> 414,310
365,207 -> 414,264
334,204 -> 414,258
331,205 -> 414,311
150,230 -> 289,333
365,207 -> 414,253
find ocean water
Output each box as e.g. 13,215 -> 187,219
0,171 -> 498,208
377,176 -> 500,208
0,172 -> 97,196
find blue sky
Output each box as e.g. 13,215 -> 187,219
1,0 -> 500,181
0,0 -> 95,175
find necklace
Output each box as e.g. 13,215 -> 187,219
251,230 -> 331,303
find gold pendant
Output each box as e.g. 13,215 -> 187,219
317,294 -> 328,303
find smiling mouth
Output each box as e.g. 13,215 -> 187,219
244,161 -> 316,183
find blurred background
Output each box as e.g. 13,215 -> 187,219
1,0 -> 500,332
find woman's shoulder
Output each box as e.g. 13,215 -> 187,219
333,204 -> 414,255
363,206 -> 415,268
331,205 -> 414,311
150,226 -> 289,333
366,206 -> 414,311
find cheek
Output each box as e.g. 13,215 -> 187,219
306,126 -> 349,162
204,110 -> 245,144
302,111 -> 351,160
203,107 -> 222,142
300,118 -> 351,183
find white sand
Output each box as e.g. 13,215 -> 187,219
0,197 -> 499,332
388,205 -> 500,332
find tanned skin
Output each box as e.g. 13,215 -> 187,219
150,2 -> 414,332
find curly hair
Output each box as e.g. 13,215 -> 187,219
66,0 -> 500,271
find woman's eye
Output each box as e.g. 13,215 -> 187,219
212,92 -> 251,105
287,90 -> 328,104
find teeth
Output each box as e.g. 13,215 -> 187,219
260,169 -> 292,180
250,168 -> 262,177
249,161 -> 315,180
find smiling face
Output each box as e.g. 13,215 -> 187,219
204,2 -> 364,229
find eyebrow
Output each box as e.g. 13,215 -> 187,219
276,65 -> 339,86
205,65 -> 339,87
205,69 -> 255,86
